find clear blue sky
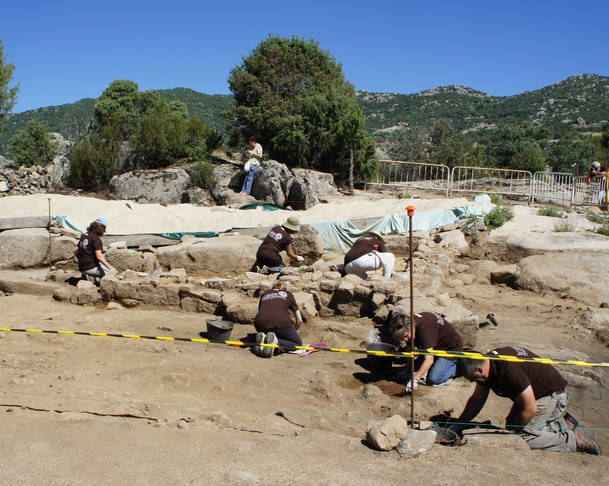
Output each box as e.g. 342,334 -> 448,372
3,0 -> 609,113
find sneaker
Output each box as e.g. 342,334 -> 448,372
254,332 -> 266,356
574,428 -> 602,455
262,332 -> 278,358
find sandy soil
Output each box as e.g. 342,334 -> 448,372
1,193 -> 609,485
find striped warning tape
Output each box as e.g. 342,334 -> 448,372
1,327 -> 608,368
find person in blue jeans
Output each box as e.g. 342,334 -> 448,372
239,137 -> 262,195
388,311 -> 463,393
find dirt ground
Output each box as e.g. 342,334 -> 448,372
1,264 -> 609,485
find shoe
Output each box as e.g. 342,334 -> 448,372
574,428 -> 602,455
254,332 -> 266,356
262,332 -> 278,358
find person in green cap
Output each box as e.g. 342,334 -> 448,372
252,217 -> 304,273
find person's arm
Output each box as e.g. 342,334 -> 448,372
294,309 -> 303,329
414,354 -> 434,380
94,249 -> 113,270
456,383 -> 490,423
505,385 -> 537,432
285,243 -> 303,261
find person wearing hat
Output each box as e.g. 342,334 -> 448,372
343,231 -> 395,279
253,282 -> 304,358
75,217 -> 115,285
253,217 -> 304,272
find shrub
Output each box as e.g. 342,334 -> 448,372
484,206 -> 514,229
189,161 -> 215,189
10,120 -> 57,167
538,206 -> 563,218
489,193 -> 504,205
69,127 -> 121,191
586,212 -> 609,224
553,221 -> 574,232
596,224 -> 609,237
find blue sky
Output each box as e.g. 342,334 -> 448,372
3,0 -> 609,113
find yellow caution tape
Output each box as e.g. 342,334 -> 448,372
0,327 -> 608,367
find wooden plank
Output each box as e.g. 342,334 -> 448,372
0,216 -> 49,230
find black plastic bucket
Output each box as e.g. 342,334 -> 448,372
206,319 -> 234,341
366,342 -> 398,371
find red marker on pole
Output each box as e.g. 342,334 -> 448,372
406,205 -> 416,427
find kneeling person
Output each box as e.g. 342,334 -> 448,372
390,311 -> 463,391
449,346 -> 600,455
254,282 -> 303,358
344,232 -> 395,279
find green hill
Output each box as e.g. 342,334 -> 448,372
1,74 -> 607,157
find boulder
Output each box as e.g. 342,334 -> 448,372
0,272 -> 63,296
366,415 -> 409,451
181,187 -> 214,206
292,168 -> 338,196
291,225 -> 324,263
108,168 -> 190,204
0,229 -> 76,269
515,254 -> 609,305
285,176 -> 320,210
433,230 -> 468,250
466,260 -> 498,284
396,429 -> 437,456
155,236 -> 260,275
210,164 -> 243,205
100,276 -> 182,306
224,301 -> 258,324
495,232 -> 609,257
69,287 -> 103,305
293,292 -> 318,319
250,160 -> 293,206
106,248 -> 157,273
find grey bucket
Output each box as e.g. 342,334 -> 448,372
366,342 -> 398,371
206,319 -> 234,341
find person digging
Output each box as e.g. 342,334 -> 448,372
251,217 -> 304,274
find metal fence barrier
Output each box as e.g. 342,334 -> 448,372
367,160 -> 450,196
532,172 -> 606,207
450,166 -> 533,200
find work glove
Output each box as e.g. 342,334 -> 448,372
403,377 -> 418,394
296,255 -> 304,262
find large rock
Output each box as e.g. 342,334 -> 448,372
155,236 -> 260,275
0,272 -> 63,296
210,164 -> 243,204
108,168 -> 190,204
293,292 -> 318,319
366,415 -> 409,451
292,168 -> 338,196
433,230 -> 468,250
291,225 -> 324,263
251,160 -> 293,206
396,429 -> 437,456
0,229 -> 76,269
181,187 -> 214,206
285,176 -> 320,210
100,276 -> 183,306
515,253 -> 609,305
224,301 -> 258,324
492,232 -> 609,257
106,248 -> 157,273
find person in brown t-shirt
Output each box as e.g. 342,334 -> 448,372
343,232 -> 395,279
390,312 -> 463,391
448,346 -> 600,454
75,218 -> 115,285
253,217 -> 304,272
253,282 -> 303,358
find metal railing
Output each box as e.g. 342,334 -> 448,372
450,166 -> 533,200
532,172 -> 575,207
368,160 -> 451,196
572,176 -> 607,207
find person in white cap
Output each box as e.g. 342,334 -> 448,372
343,231 -> 395,279
75,217 -> 115,285
252,217 -> 304,273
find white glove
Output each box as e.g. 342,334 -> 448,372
296,255 -> 304,262
403,378 -> 418,393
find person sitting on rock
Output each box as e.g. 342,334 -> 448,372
239,137 -> 263,196
253,282 -> 304,358
389,311 -> 463,392
447,346 -> 601,455
74,217 -> 115,285
343,231 -> 395,279
252,217 -> 304,273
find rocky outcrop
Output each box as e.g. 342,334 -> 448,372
105,248 -> 157,273
0,229 -> 77,269
0,165 -> 56,197
210,164 -> 244,204
292,169 -> 338,196
251,160 -> 292,206
291,225 -> 325,263
181,187 -> 214,206
108,168 -> 191,204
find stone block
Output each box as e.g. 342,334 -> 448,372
225,301 -> 258,324
396,429 -> 436,456
366,415 -> 409,451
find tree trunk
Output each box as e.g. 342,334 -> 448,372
348,145 -> 354,195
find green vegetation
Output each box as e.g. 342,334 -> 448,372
489,193 -> 504,205
596,224 -> 609,237
189,160 -> 215,189
0,39 -> 19,133
553,220 -> 574,232
227,36 -> 376,183
10,120 -> 57,167
484,206 -> 514,229
538,206 -> 563,218
586,212 -> 609,224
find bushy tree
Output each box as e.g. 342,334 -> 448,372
10,120 -> 57,167
486,124 -> 547,173
0,39 -> 19,132
228,36 -> 375,178
94,79 -> 142,138
429,119 -> 465,168
547,133 -> 598,173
